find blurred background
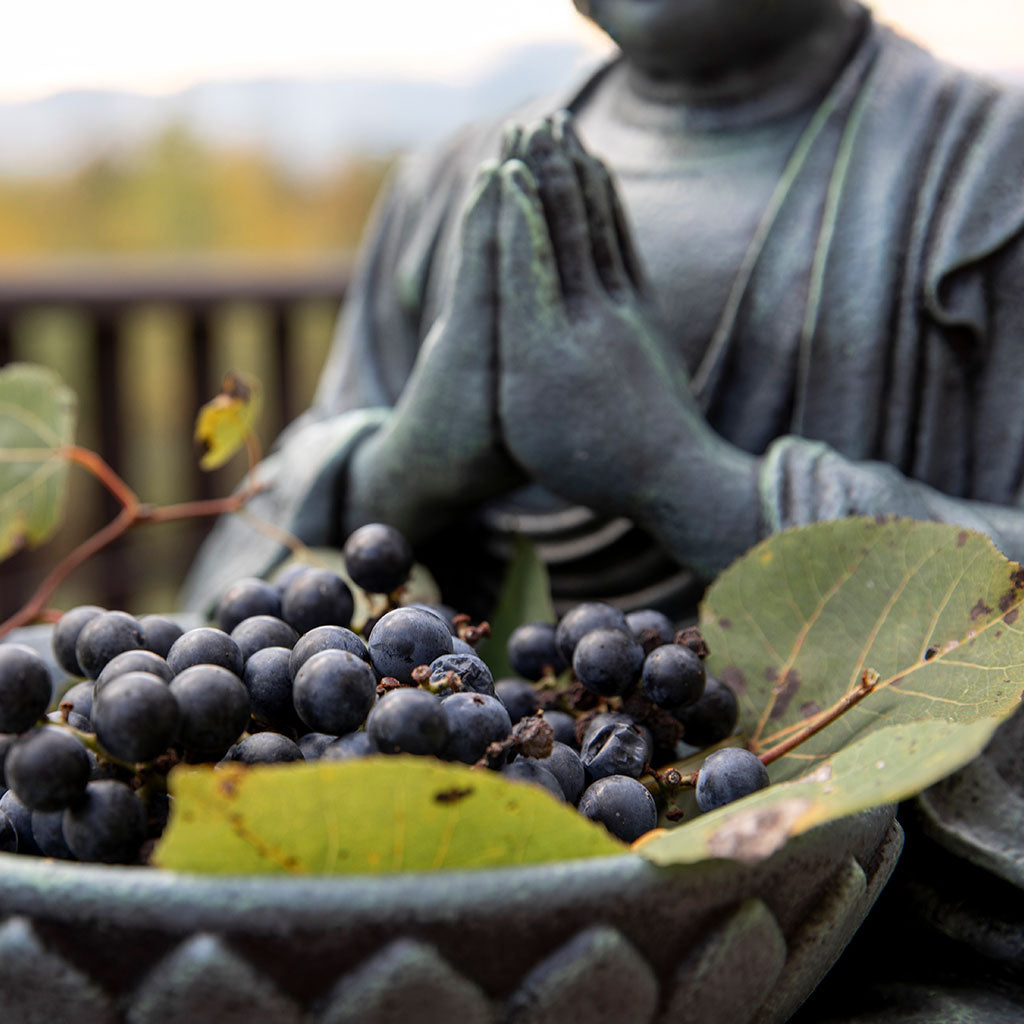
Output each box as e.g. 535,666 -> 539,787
0,0 -> 1018,616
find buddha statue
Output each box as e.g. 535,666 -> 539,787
184,3 -> 1024,1014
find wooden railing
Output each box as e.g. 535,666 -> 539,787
0,255 -> 351,619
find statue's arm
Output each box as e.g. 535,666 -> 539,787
340,161 -> 526,542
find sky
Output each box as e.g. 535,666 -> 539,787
2,0 -> 1022,104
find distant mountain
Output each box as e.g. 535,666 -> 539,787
0,41 -> 604,178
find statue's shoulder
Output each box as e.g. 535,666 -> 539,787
863,25 -> 1024,305
872,23 -> 1024,130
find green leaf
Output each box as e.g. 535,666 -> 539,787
640,518 -> 1024,867
0,363 -> 76,560
475,534 -> 556,679
153,756 -> 624,875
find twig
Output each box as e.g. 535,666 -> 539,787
0,429 -> 282,639
757,669 -> 879,768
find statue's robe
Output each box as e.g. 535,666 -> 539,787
184,15 -> 1024,618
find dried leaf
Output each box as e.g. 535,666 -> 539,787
194,371 -> 262,470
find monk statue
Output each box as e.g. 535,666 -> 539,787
183,1 -> 1024,1014
186,0 -> 1024,623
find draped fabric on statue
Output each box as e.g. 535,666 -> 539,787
183,19 -> 1024,617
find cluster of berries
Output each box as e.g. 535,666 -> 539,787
0,523 -> 768,865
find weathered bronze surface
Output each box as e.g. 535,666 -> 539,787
0,803 -> 899,1023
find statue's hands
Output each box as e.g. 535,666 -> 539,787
345,163 -> 526,538
496,118 -> 706,500
495,114 -> 762,577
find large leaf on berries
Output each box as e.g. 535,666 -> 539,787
153,757 -> 623,875
476,534 -> 556,679
640,518 -> 1024,867
0,363 -> 76,560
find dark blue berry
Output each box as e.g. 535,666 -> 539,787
641,644 -> 706,710
625,608 -> 675,649
507,621 -> 566,680
137,615 -> 184,659
555,602 -> 629,663
500,760 -> 565,800
322,731 -> 378,761
343,523 -> 414,594
95,649 -> 173,695
572,628 -> 643,697
522,741 -> 586,804
230,615 -> 298,663
281,568 -> 354,634
578,775 -> 658,842
225,732 -> 305,764
75,611 -> 147,680
695,747 -> 770,812
166,627 -> 244,678
271,563 -> 311,596
6,726 -> 90,811
367,607 -> 454,685
170,664 -> 250,762
215,577 -> 282,633
242,646 -> 302,733
289,625 -> 370,679
59,681 -> 95,722
439,692 -> 511,764
673,673 -> 739,749
0,644 -> 52,734
93,672 -> 181,764
31,809 -> 75,859
293,650 -> 377,736
297,732 -> 337,760
366,688 -> 447,756
62,780 -> 147,863
493,679 -> 540,724
51,605 -> 104,676
540,710 -> 578,748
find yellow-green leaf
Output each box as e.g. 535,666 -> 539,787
194,371 -> 262,470
640,518 -> 1024,867
153,756 -> 624,875
0,363 -> 76,560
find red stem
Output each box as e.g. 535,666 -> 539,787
757,669 -> 879,768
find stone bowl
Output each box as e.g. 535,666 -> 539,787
0,802 -> 900,1024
